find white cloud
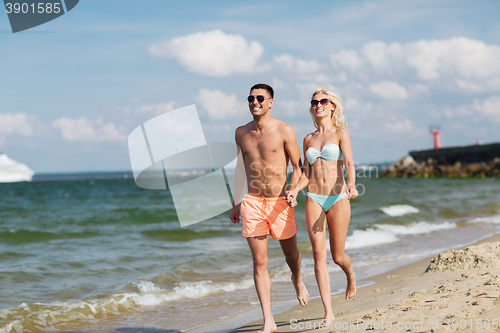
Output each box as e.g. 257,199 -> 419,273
362,41 -> 404,73
0,113 -> 34,136
273,54 -> 322,73
196,89 -> 246,119
440,105 -> 472,119
331,37 -> 500,82
438,96 -> 500,122
369,81 -> 408,100
52,117 -> 126,142
336,72 -> 348,82
412,83 -> 430,95
138,102 -> 176,116
456,80 -> 482,92
384,118 -> 420,135
473,95 -> 500,123
276,100 -> 302,117
487,77 -> 500,91
344,98 -> 360,110
272,77 -> 286,90
148,30 -> 264,77
405,37 -> 500,80
330,50 -> 362,70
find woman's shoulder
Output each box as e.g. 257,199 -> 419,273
303,131 -> 318,141
334,127 -> 349,137
303,132 -> 316,147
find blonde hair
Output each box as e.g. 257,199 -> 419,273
309,85 -> 347,129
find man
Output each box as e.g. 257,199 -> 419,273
230,83 -> 308,333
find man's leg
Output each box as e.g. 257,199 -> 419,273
247,235 -> 278,333
279,235 -> 309,306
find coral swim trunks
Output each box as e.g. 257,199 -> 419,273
240,193 -> 297,240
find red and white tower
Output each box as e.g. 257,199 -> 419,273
429,125 -> 441,149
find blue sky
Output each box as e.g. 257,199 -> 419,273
1,0 -> 499,173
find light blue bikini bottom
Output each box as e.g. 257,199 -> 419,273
306,192 -> 347,212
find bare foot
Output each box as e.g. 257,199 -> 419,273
257,322 -> 278,333
321,313 -> 335,328
346,271 -> 356,300
291,274 -> 309,306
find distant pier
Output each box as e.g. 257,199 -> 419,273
410,142 -> 500,164
381,142 -> 500,178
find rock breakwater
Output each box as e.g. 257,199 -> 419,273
380,156 -> 500,178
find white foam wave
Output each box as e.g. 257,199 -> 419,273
0,279 -> 255,332
345,229 -> 398,249
0,321 -> 21,333
376,221 -> 456,235
128,278 -> 255,307
380,204 -> 419,216
469,215 -> 500,224
345,221 -> 456,250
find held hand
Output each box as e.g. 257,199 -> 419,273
346,185 -> 358,200
230,205 -> 240,224
285,189 -> 298,208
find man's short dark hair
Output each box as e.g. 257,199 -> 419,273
250,83 -> 274,99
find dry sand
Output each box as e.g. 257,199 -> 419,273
231,234 -> 500,333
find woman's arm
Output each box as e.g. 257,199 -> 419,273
338,128 -> 358,200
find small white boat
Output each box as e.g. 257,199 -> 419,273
0,153 -> 35,183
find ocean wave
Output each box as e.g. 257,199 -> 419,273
0,252 -> 30,261
375,221 -> 456,235
469,215 -> 500,224
131,279 -> 254,306
0,230 -> 100,244
78,207 -> 179,225
142,229 -> 235,241
0,278 -> 254,332
345,229 -> 398,249
345,221 -> 456,250
380,204 -> 419,216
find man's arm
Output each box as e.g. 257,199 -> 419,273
230,127 -> 246,223
286,134 -> 311,207
281,124 -> 302,207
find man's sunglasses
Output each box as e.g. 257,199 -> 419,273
310,98 -> 330,107
247,95 -> 265,103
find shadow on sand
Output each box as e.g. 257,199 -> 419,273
229,316 -> 325,333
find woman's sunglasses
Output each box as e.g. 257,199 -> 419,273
310,98 -> 330,107
247,95 -> 265,103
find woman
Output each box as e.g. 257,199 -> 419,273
286,85 -> 358,325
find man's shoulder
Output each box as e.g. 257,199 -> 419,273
273,118 -> 295,134
235,122 -> 253,135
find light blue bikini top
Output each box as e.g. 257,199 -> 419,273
306,143 -> 343,164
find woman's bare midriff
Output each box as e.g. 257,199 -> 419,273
307,159 -> 346,195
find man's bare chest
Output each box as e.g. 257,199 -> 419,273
241,133 -> 284,159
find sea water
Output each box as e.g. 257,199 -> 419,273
0,174 -> 499,332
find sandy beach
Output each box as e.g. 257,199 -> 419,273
222,234 -> 500,333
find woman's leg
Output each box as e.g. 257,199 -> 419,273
326,197 -> 356,300
305,196 -> 334,324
